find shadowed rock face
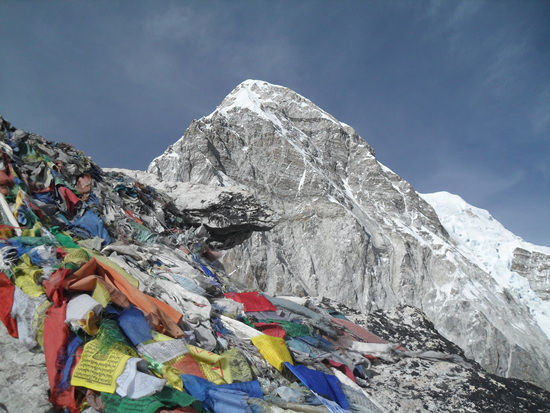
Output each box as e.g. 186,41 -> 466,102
149,80 -> 550,390
106,168 -> 279,250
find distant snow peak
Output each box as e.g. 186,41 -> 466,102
421,191 -> 550,339
421,191 -> 550,260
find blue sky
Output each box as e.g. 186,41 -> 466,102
1,1 -> 549,246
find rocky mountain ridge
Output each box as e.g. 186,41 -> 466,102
1,114 -> 550,412
148,80 -> 550,390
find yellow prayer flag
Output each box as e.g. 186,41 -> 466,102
71,339 -> 131,393
251,334 -> 293,371
161,365 -> 184,391
188,344 -> 229,384
198,359 -> 229,384
33,300 -> 52,349
151,331 -> 174,342
13,191 -> 25,219
188,344 -> 222,363
91,282 -> 111,308
63,248 -> 90,266
78,311 -> 100,336
14,274 -> 44,297
221,348 -> 255,383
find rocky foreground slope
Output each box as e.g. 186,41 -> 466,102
148,80 -> 550,391
1,104 -> 549,412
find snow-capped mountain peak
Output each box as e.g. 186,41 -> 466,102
215,79 -> 269,116
421,191 -> 550,339
210,79 -> 343,128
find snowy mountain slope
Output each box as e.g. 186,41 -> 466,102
148,80 -> 550,390
421,191 -> 550,339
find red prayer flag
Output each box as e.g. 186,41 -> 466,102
224,291 -> 277,313
0,272 -> 18,337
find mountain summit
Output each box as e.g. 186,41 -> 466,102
149,80 -> 550,389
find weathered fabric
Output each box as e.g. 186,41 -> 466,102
0,271 -> 18,337
65,294 -> 102,325
331,317 -> 387,344
118,305 -> 153,346
284,362 -> 349,410
254,322 -> 286,338
11,285 -> 47,348
329,368 -> 383,411
263,295 -> 337,337
251,334 -> 293,372
60,336 -> 83,390
397,349 -> 469,366
314,392 -> 351,413
101,386 -> 198,413
115,357 -> 166,399
63,258 -> 184,338
212,298 -> 245,317
263,319 -> 312,338
147,278 -> 211,325
63,248 -> 90,266
44,302 -> 78,412
138,338 -> 189,364
225,291 -> 278,313
172,274 -> 207,297
221,315 -> 263,340
57,186 -> 81,216
349,342 -> 401,362
70,210 -> 111,244
323,359 -> 355,383
181,374 -> 263,413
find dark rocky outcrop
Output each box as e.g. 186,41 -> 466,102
106,168 -> 278,250
321,301 -> 550,412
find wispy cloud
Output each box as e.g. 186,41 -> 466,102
424,1 -> 531,99
423,160 -> 526,204
479,38 -> 528,99
531,85 -> 550,138
423,0 -> 484,30
447,0 -> 484,27
146,6 -> 219,41
137,5 -> 301,89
